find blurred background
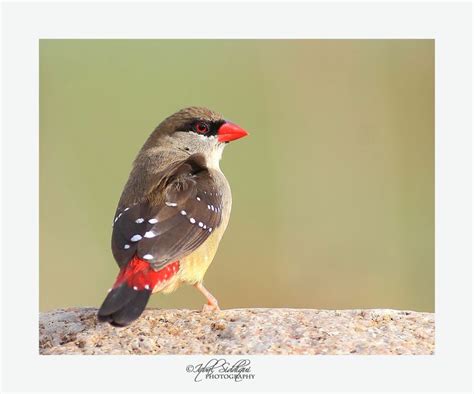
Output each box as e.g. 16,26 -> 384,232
40,40 -> 434,313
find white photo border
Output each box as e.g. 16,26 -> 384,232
1,1 -> 472,392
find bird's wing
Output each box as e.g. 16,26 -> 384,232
111,155 -> 223,271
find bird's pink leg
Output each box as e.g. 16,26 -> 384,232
194,282 -> 220,311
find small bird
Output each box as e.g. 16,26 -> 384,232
97,107 -> 248,326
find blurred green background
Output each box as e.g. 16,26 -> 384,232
40,40 -> 434,313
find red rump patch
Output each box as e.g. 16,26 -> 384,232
113,256 -> 180,291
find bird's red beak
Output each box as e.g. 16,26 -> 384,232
217,122 -> 249,143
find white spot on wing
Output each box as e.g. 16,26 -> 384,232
198,222 -> 203,227
124,244 -> 130,249
165,201 -> 177,207
196,196 -> 201,201
190,218 -> 196,224
144,231 -> 156,238
135,218 -> 144,223
180,210 -> 187,216
148,218 -> 158,224
143,254 -> 153,260
130,234 -> 142,242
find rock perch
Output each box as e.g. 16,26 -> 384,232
39,308 -> 434,355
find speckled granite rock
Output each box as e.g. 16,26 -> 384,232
39,308 -> 434,355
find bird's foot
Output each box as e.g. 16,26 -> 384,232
194,282 -> 220,312
202,302 -> 220,312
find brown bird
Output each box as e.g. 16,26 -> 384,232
97,107 -> 248,326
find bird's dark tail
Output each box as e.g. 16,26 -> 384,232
97,256 -> 180,327
97,283 -> 152,327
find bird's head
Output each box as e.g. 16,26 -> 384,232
142,107 -> 248,169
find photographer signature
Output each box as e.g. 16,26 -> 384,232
186,358 -> 254,382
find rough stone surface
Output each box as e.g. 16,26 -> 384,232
39,308 -> 434,355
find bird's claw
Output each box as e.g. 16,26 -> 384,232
202,302 -> 220,312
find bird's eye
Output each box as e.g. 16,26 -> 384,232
194,121 -> 209,134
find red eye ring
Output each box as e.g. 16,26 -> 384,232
194,121 -> 209,134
